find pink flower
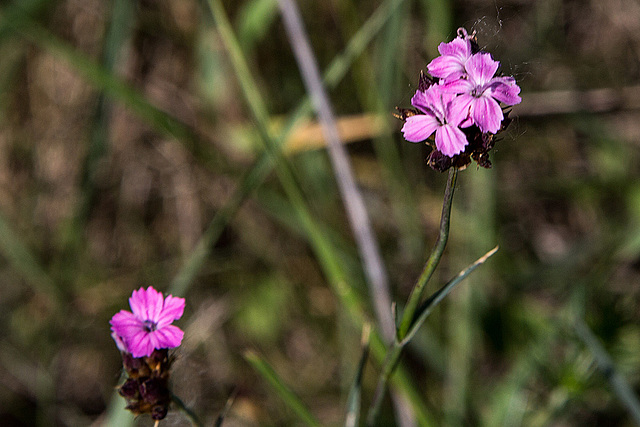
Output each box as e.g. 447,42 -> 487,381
427,32 -> 473,80
401,85 -> 469,157
443,52 -> 521,134
110,287 -> 185,358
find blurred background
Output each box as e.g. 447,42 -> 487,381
1,0 -> 640,425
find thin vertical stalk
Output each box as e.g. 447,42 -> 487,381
367,340 -> 404,426
397,167 -> 458,340
331,0 -> 423,262
276,0 -> 394,342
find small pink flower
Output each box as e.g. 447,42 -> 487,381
110,287 -> 185,358
444,52 -> 521,134
401,85 -> 469,157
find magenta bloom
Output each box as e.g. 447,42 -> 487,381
444,52 -> 521,134
427,33 -> 472,80
401,85 -> 468,157
110,287 -> 185,358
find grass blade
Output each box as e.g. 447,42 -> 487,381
0,212 -> 59,301
244,350 -> 322,427
171,0 -> 412,301
171,392 -> 203,427
574,318 -> 640,424
345,324 -> 371,427
169,154 -> 273,296
11,19 -> 201,152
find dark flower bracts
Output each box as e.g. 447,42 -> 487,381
397,28 -> 521,171
110,287 -> 185,421
116,348 -> 174,421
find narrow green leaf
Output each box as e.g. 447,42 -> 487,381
367,246 -> 498,426
0,0 -> 52,41
403,246 -> 499,345
244,350 -> 322,427
171,0 -> 410,299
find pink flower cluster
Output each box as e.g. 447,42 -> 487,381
401,29 -> 521,158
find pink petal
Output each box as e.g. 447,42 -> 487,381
435,125 -> 468,157
426,86 -> 449,114
156,294 -> 185,328
410,90 -> 431,113
440,78 -> 474,95
472,96 -> 503,133
401,115 -> 439,142
128,288 -> 148,319
110,310 -> 142,332
439,91 -> 457,106
427,56 -> 465,80
411,87 -> 440,113
130,287 -> 164,322
111,331 -> 129,353
466,53 -> 500,86
488,78 -> 521,105
127,330 -> 156,358
437,37 -> 471,58
448,95 -> 474,127
491,75 -> 517,86
153,325 -> 184,349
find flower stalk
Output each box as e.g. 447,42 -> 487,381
366,167 -> 457,425
397,167 -> 457,340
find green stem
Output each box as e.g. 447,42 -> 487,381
366,341 -> 404,426
367,167 -> 458,425
397,167 -> 457,340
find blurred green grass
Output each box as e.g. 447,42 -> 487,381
1,0 -> 640,426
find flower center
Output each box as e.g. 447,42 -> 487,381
143,320 -> 157,332
471,85 -> 486,98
